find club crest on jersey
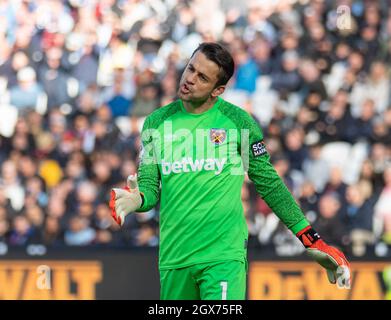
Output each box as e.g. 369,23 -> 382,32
210,128 -> 226,145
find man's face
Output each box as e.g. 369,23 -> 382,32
178,51 -> 224,103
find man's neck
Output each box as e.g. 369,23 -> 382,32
182,97 -> 218,114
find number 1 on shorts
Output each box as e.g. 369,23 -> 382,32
220,281 -> 228,300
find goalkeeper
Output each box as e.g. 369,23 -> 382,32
110,42 -> 351,300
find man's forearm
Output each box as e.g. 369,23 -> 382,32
136,162 -> 160,212
261,178 -> 310,233
137,186 -> 159,212
248,154 -> 309,233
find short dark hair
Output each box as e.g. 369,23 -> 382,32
191,42 -> 235,87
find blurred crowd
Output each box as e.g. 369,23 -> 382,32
0,0 -> 390,257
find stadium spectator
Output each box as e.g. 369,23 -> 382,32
9,66 -> 46,111
0,217 -> 10,243
130,82 -> 160,118
232,41 -> 259,93
41,215 -> 64,246
0,159 -> 24,212
313,192 -> 348,249
302,143 -> 330,192
249,34 -> 274,75
374,166 -> 391,244
64,215 -> 96,246
37,47 -> 74,109
322,166 -> 348,200
354,98 -> 377,142
351,61 -> 390,117
0,51 -> 30,88
343,183 -> 375,233
271,49 -> 301,95
298,181 -> 321,221
283,126 -> 308,172
8,215 -> 37,246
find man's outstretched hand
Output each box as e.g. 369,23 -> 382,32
297,226 -> 351,289
109,174 -> 142,226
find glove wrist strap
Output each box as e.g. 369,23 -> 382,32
296,226 -> 321,248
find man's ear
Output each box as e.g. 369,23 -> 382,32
211,85 -> 226,98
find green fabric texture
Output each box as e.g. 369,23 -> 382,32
136,97 -> 309,270
217,100 -> 309,233
160,260 -> 246,300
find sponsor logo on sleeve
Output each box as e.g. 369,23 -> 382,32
251,140 -> 267,157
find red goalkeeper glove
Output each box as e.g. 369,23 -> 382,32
109,174 -> 143,226
296,226 -> 351,289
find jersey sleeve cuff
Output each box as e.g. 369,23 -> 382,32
136,192 -> 147,212
290,219 -> 311,235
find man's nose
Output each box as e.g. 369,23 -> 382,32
186,73 -> 196,84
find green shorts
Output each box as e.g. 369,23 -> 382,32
160,260 -> 247,300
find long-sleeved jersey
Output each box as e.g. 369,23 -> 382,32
136,96 -> 309,270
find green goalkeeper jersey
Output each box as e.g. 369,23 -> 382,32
136,97 -> 309,270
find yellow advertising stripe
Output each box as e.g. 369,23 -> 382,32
249,261 -> 391,271
0,260 -> 103,300
248,261 -> 390,300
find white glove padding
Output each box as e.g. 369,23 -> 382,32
109,174 -> 142,226
306,247 -> 351,289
